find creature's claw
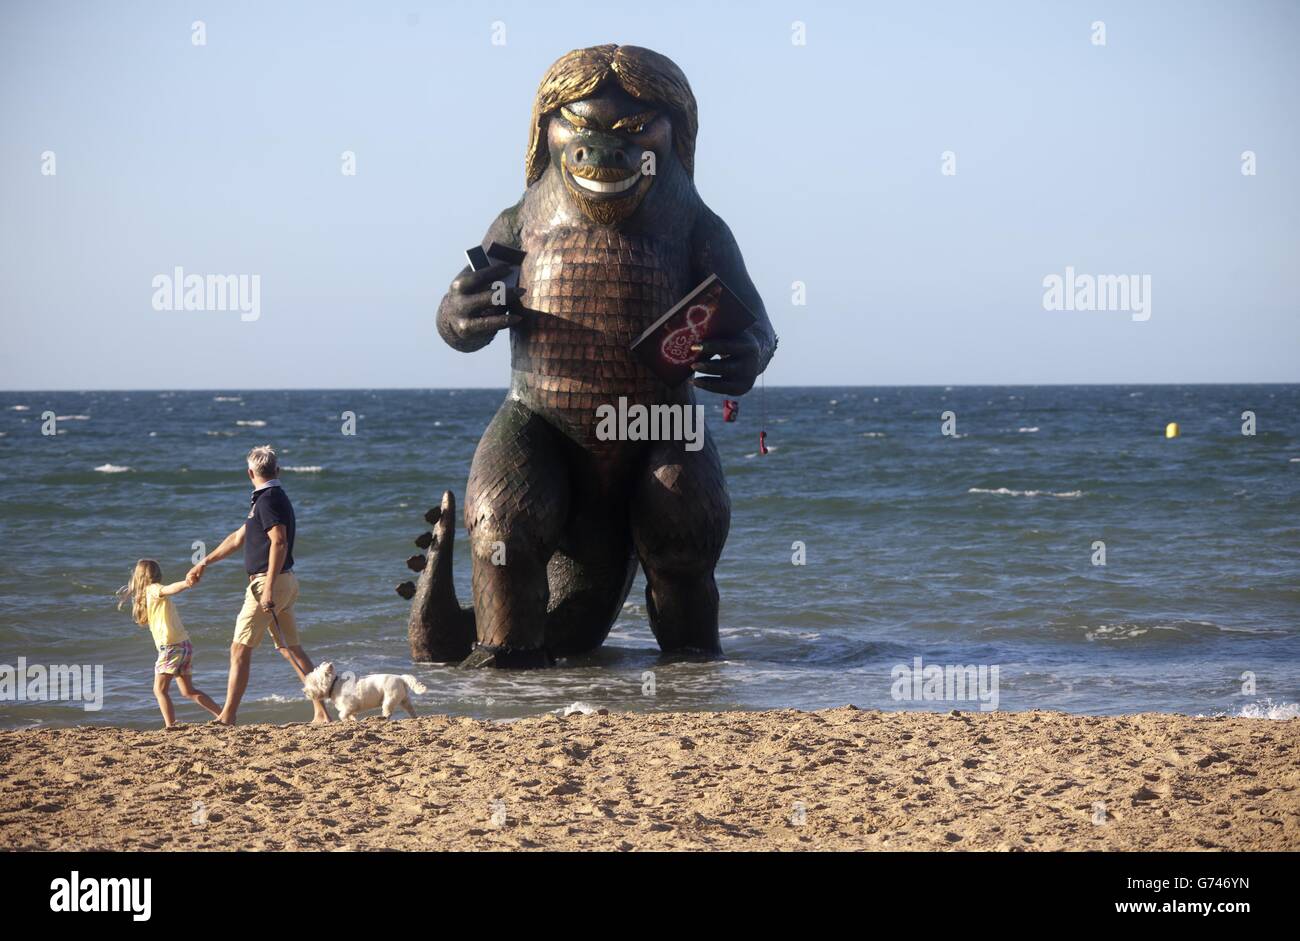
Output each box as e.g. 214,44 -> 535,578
457,644 -> 553,670
457,646 -> 499,670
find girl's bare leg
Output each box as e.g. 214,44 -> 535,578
176,673 -> 221,718
153,673 -> 177,728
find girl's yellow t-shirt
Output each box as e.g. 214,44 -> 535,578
145,583 -> 189,648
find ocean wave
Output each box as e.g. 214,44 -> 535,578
862,432 -> 887,438
213,396 -> 242,402
1017,427 -> 1039,433
93,464 -> 131,473
968,487 -> 1082,498
205,430 -> 235,437
1236,699 -> 1300,720
557,701 -> 601,716
235,420 -> 267,427
1075,620 -> 1270,643
8,405 -> 29,411
1199,699 -> 1300,720
56,414 -> 90,421
283,465 -> 323,473
253,693 -> 302,704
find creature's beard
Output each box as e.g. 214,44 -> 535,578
562,175 -> 650,226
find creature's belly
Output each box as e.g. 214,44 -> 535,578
511,226 -> 691,454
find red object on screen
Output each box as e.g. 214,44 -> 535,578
722,399 -> 739,422
759,430 -> 769,455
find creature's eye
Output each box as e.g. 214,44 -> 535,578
613,111 -> 658,136
560,106 -> 591,129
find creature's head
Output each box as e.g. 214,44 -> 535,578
526,44 -> 697,226
302,661 -> 337,701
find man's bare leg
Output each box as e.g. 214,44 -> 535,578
215,643 -> 253,725
280,644 -> 330,722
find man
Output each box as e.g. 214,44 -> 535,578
188,445 -> 330,724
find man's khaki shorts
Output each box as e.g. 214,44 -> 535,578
233,572 -> 301,649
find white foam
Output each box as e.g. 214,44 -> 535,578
235,419 -> 267,427
968,487 -> 1082,498
559,701 -> 600,716
56,414 -> 90,421
253,693 -> 301,704
283,465 -> 322,473
1236,699 -> 1300,720
1084,623 -> 1150,642
8,405 -> 29,411
862,432 -> 886,438
1017,427 -> 1039,433
213,396 -> 242,402
93,464 -> 131,473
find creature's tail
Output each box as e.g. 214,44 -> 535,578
401,675 -> 428,695
403,490 -> 476,663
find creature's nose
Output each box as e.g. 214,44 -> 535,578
566,137 -> 633,171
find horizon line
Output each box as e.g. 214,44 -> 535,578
2,380 -> 1298,394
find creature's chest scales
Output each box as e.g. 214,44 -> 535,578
511,227 -> 690,443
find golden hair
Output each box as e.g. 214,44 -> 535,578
118,559 -> 162,627
525,44 -> 698,186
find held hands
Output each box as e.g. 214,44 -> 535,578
437,262 -> 527,350
184,562 -> 206,587
691,331 -> 762,395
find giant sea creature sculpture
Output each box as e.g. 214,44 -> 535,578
401,44 -> 776,667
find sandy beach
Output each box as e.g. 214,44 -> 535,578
1,708 -> 1295,851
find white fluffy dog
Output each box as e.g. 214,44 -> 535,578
302,661 -> 427,721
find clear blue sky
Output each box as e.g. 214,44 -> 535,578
2,0 -> 1296,389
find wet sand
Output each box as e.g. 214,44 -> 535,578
1,708 -> 1295,851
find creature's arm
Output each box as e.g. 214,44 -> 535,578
688,206 -> 778,394
436,202 -> 527,353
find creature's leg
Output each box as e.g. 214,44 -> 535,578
402,696 -> 417,718
542,457 -> 638,658
630,429 -> 731,655
463,399 -> 569,667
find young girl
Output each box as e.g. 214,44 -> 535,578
119,559 -> 221,728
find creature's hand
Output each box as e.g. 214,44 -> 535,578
185,563 -> 205,586
690,332 -> 762,395
437,262 -> 526,352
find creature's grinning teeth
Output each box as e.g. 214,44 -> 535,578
571,172 -> 640,194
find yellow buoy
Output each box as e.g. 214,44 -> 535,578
1165,422 -> 1180,439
